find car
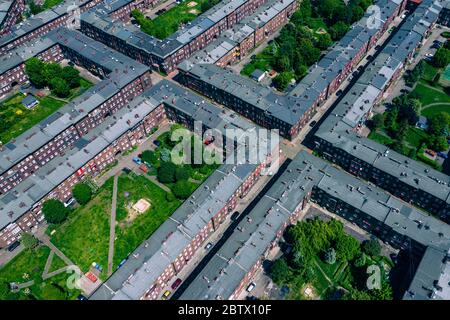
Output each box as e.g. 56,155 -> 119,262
122,167 -> 132,174
7,241 -> 20,252
425,53 -> 433,58
357,65 -> 363,72
171,278 -> 182,290
309,120 -> 317,127
205,242 -> 213,250
352,71 -> 359,77
336,90 -> 343,96
438,152 -> 448,159
77,294 -> 88,300
153,140 -> 161,146
132,157 -> 142,165
375,45 -> 381,50
431,43 -> 441,49
161,290 -> 171,300
246,282 -> 256,292
231,211 -> 240,221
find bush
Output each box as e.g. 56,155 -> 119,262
20,232 -> 39,249
362,239 -> 381,257
42,199 -> 70,224
165,192 -> 176,202
270,258 -> 291,284
175,166 -> 190,181
72,183 -> 92,205
157,162 -> 176,183
172,180 -> 192,199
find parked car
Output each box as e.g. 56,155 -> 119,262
425,53 -> 433,58
153,140 -> 161,147
122,167 -> 132,174
161,290 -> 171,300
7,241 -> 20,252
171,278 -> 182,290
231,211 -> 240,221
246,282 -> 256,292
336,90 -> 343,96
139,164 -> 148,173
132,157 -> 142,165
205,242 -> 213,250
438,152 -> 448,159
309,120 -> 317,127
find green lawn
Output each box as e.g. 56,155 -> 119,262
0,78 -> 93,144
421,61 -> 439,82
113,174 -> 181,268
410,81 -> 450,106
50,178 -> 114,280
0,246 -> 80,300
134,0 -> 216,39
42,0 -> 64,9
241,44 -> 277,76
368,130 -> 393,145
0,93 -> 65,144
421,104 -> 450,117
405,127 -> 428,148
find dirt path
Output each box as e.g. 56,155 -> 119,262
107,174 -> 119,276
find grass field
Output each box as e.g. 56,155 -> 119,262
0,93 -> 65,144
0,78 -> 92,144
410,82 -> 450,106
241,44 -> 277,76
134,0 -> 214,39
0,246 -> 80,300
50,178 -> 114,280
113,173 -> 181,268
421,104 -> 450,117
368,130 -> 393,146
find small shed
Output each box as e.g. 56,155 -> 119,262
21,95 -> 39,109
251,69 -> 266,82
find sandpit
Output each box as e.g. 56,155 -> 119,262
132,198 -> 151,213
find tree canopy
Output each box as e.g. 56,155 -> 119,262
72,183 -> 92,205
42,199 -> 70,224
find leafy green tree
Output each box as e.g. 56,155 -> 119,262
335,234 -> 360,261
329,21 -> 349,40
20,232 -> 39,250
50,78 -> 70,98
141,150 -> 158,165
342,288 -> 372,300
324,247 -> 337,264
316,33 -> 333,50
270,258 -> 291,284
43,63 -> 63,83
172,180 -> 192,199
433,47 -> 450,68
62,66 -> 81,88
354,253 -> 367,268
368,114 -> 384,130
273,72 -> 292,91
362,239 -> 381,257
157,162 -> 176,183
25,58 -> 46,88
72,183 -> 92,205
175,166 -> 190,181
274,55 -> 291,72
427,112 -> 450,136
370,282 -> 393,300
42,199 -> 70,224
165,192 -> 176,202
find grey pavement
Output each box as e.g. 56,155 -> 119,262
107,174 -> 119,276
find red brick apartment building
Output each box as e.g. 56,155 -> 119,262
0,0 -> 25,36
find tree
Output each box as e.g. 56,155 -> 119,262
42,199 -> 69,224
61,66 -> 81,88
175,166 -> 190,181
335,234 -> 360,261
433,47 -> 450,68
270,258 -> 291,284
368,114 -> 384,130
342,288 -> 372,300
50,78 -> 70,98
157,162 -> 176,183
274,54 -> 291,72
316,33 -> 333,50
362,239 -> 381,257
141,150 -> 158,165
273,72 -> 292,91
72,183 -> 92,205
324,247 -> 337,264
25,58 -> 46,88
329,21 -> 349,41
166,192 -> 176,202
172,180 -> 192,199
427,112 -> 450,136
20,232 -> 39,250
354,253 -> 367,268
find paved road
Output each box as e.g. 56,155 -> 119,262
107,174 -> 119,276
171,159 -> 291,299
